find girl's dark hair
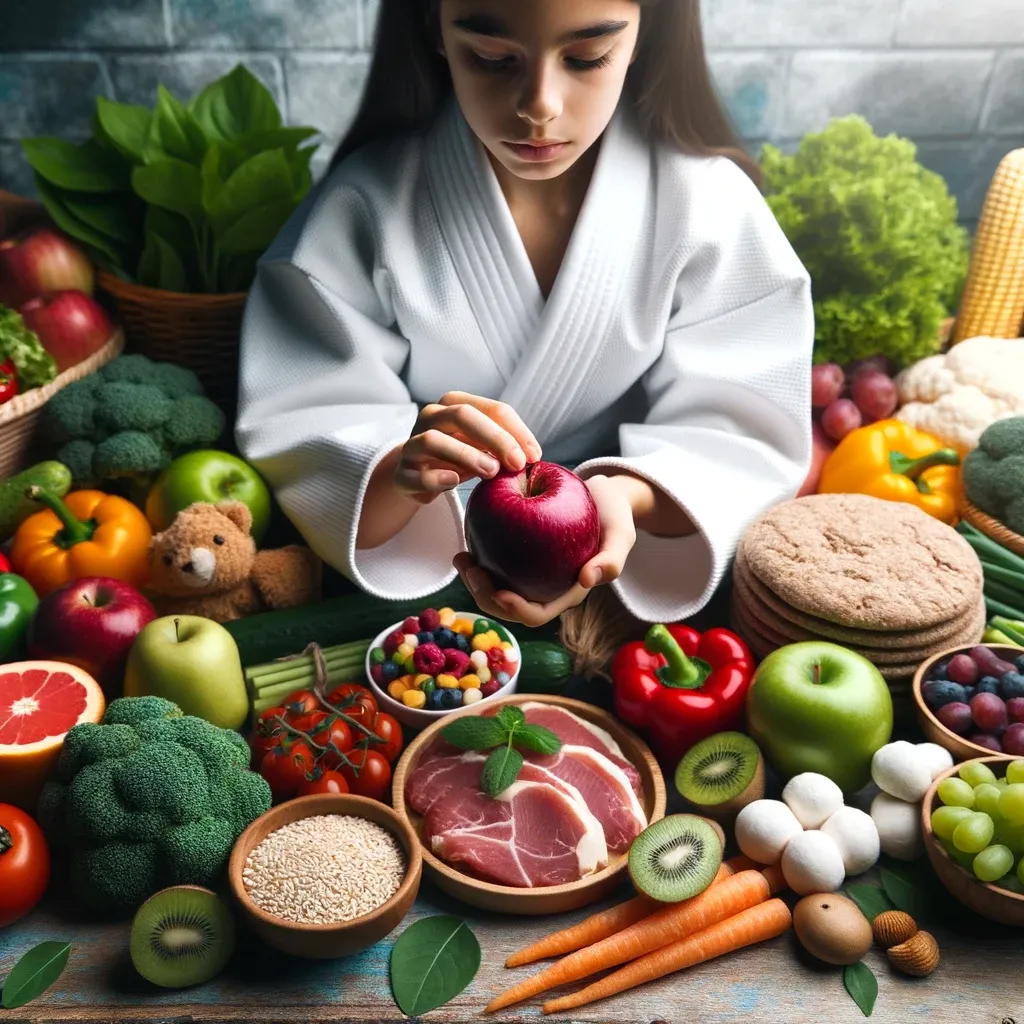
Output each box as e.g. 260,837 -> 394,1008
329,0 -> 760,186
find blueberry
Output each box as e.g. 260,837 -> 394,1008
416,630 -> 435,645
434,627 -> 457,649
455,633 -> 470,653
962,686 -> 976,703
427,688 -> 445,710
929,657 -> 952,681
976,675 -> 1002,696
380,660 -> 400,683
922,679 -> 968,710
438,688 -> 463,710
999,671 -> 1024,700
1016,654 -> 1024,674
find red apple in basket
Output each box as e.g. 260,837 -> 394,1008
464,461 -> 601,604
19,291 -> 114,372
27,576 -> 157,697
0,228 -> 94,309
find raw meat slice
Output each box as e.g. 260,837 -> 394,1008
425,779 -> 608,887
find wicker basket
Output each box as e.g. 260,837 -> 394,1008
0,329 -> 125,479
96,270 -> 246,418
963,501 -> 1024,558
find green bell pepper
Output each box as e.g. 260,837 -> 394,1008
0,573 -> 39,661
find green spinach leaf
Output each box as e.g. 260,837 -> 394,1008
94,97 -> 153,163
844,885 -> 894,923
842,961 -> 878,1017
133,160 -> 203,222
208,149 -> 293,234
0,941 -> 72,1010
138,231 -> 190,292
21,137 -> 129,193
32,176 -> 125,267
390,917 -> 480,1017
190,64 -> 281,145
144,85 -> 208,166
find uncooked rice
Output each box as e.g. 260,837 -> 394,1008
243,814 -> 407,925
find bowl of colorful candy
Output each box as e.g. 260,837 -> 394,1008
921,756 -> 1024,926
364,605 -> 521,729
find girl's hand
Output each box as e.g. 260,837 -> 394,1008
453,474 -> 638,628
393,391 -> 542,505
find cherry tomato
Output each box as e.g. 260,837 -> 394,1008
249,706 -> 288,763
328,683 -> 378,715
290,710 -> 328,735
340,748 -> 392,801
311,717 -> 355,769
283,689 -> 320,718
259,742 -> 315,802
298,770 -> 350,796
370,712 -> 404,763
0,804 -> 51,927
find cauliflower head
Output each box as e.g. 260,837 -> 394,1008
895,336 -> 1024,454
37,696 -> 271,917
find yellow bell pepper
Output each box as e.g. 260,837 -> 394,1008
817,419 -> 962,523
10,486 -> 152,598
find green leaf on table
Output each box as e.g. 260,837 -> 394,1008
132,160 -> 203,222
208,149 -> 293,235
32,175 -> 126,267
217,201 -> 296,253
843,961 -> 877,1018
390,916 -> 480,1017
0,941 -> 71,1010
844,885 -> 894,922
21,137 -> 130,192
190,64 -> 282,146
513,724 -> 562,756
495,705 -> 525,736
441,716 -> 507,751
481,745 -> 523,798
94,96 -> 153,163
144,85 -> 208,166
137,230 -> 189,292
879,862 -> 937,923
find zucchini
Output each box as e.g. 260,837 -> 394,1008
0,460 -> 72,541
517,640 -> 575,694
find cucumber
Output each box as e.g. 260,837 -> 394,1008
517,640 -> 575,694
0,460 -> 72,541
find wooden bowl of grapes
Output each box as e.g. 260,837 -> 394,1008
391,694 -> 668,915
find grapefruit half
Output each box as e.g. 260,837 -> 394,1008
0,661 -> 106,810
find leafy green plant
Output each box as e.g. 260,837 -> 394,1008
390,916 -> 481,1016
20,65 -> 321,295
761,115 -> 971,370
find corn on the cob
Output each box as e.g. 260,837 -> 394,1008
952,147 -> 1024,344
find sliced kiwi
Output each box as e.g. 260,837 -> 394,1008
674,731 -> 765,822
628,814 -> 723,902
130,885 -> 236,989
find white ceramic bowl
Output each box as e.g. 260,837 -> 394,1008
364,611 -> 520,729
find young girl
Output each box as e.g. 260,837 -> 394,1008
234,0 -> 814,630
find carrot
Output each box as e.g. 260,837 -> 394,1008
484,868 -> 772,1013
541,897 -> 792,1014
724,853 -> 760,873
504,860 -> 737,969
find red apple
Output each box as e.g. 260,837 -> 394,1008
27,576 -> 157,697
464,462 -> 601,604
0,228 -> 94,309
18,290 -> 114,372
797,422 -> 835,497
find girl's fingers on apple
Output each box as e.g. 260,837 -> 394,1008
436,392 -> 541,466
425,403 -> 526,471
393,462 -> 460,497
404,427 -> 500,479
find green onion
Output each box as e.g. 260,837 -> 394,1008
958,522 -> 1024,574
246,638 -> 372,713
991,616 -> 1024,647
984,578 -> 1024,614
980,559 -> 1024,594
985,595 -> 1024,623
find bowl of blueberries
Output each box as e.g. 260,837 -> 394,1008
364,605 -> 521,729
913,643 -> 1024,762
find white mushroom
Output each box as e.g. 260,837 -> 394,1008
734,800 -> 804,865
870,792 -> 924,861
916,742 -> 955,781
782,773 -> 845,829
820,806 -> 881,876
780,830 -> 847,895
871,741 -> 933,803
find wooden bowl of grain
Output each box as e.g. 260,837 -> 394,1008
391,693 -> 667,916
227,793 -> 422,959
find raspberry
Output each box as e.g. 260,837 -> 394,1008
486,646 -> 506,670
370,663 -> 385,684
443,649 -> 471,678
481,679 -> 502,698
402,616 -> 421,634
383,629 -> 405,656
413,642 -> 445,676
420,608 -> 441,631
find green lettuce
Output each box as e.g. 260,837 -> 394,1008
0,305 -> 58,388
762,115 -> 971,369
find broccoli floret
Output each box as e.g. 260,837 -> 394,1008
92,431 -> 168,479
94,382 -> 174,433
962,417 -> 1024,534
158,394 -> 227,450
55,439 -> 99,486
45,382 -> 98,444
37,696 -> 271,917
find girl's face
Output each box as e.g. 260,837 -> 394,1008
438,0 -> 641,183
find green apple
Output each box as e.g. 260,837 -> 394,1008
124,615 -> 249,730
745,641 -> 893,794
145,450 -> 272,544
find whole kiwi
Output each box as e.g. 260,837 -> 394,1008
793,893 -> 873,966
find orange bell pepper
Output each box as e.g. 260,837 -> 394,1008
10,486 -> 152,598
817,418 -> 962,523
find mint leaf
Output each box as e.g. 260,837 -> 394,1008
843,961 -> 877,1017
441,716 -> 507,751
513,724 -> 561,756
495,705 -> 525,736
1,941 -> 72,1009
481,746 -> 523,798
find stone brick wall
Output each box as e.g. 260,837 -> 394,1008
1,0 -> 1022,229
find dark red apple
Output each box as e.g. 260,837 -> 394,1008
18,290 -> 114,372
0,228 -> 94,309
464,461 -> 601,604
27,576 -> 156,696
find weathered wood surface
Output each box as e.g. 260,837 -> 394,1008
3,864 -> 1022,1024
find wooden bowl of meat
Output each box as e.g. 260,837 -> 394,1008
391,693 -> 667,915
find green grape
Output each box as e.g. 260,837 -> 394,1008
1007,759 -> 1024,785
1019,854 -> 1024,886
995,778 -> 1009,790
940,838 -> 976,868
997,873 -> 1024,894
973,844 -> 1014,882
953,811 -> 995,853
960,761 -> 998,787
938,777 -> 976,808
999,783 -> 1024,826
974,783 -> 1003,817
995,820 -> 1024,856
931,804 -> 973,840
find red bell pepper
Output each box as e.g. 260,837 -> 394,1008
612,623 -> 754,766
0,360 -> 17,405
0,552 -> 9,573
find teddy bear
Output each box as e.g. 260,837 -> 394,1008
144,501 -> 323,623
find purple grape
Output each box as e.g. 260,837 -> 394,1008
999,672 -> 1024,700
968,733 -> 1003,752
1004,723 -> 1024,756
977,675 -> 1001,696
970,645 -> 1017,678
936,701 -> 973,734
948,653 -> 979,685
928,657 -> 952,681
971,692 -> 1008,733
1008,697 -> 1024,723
923,679 -> 968,710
